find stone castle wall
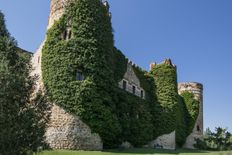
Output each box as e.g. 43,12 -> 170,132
48,0 -> 72,29
31,0 -> 103,150
45,104 -> 102,150
147,131 -> 176,150
118,61 -> 145,99
30,0 -> 204,150
178,82 -> 203,149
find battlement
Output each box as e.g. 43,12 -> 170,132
150,58 -> 176,70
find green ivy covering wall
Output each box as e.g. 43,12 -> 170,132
150,63 -> 179,136
181,91 -> 200,135
42,0 -> 201,148
176,95 -> 189,147
42,0 -> 121,148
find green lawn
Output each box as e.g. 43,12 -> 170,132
38,149 -> 232,155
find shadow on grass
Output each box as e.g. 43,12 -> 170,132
103,148 -> 208,154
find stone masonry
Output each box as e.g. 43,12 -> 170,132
30,0 -> 204,150
118,61 -> 145,99
45,104 -> 102,150
148,131 -> 176,150
178,82 -> 203,149
48,0 -> 72,29
31,0 -> 103,150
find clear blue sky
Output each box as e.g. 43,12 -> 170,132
1,0 -> 232,132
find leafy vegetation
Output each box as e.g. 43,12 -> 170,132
181,91 -> 200,135
150,63 -> 179,137
176,91 -> 200,147
195,127 -> 232,150
42,0 -> 201,148
0,11 -> 49,155
42,0 -> 123,148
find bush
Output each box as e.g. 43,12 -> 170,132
195,127 -> 232,150
0,11 -> 49,155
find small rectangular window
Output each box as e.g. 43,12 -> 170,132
123,80 -> 127,90
68,30 -> 72,39
141,90 -> 144,98
63,30 -> 67,40
76,71 -> 84,81
132,86 -> 136,94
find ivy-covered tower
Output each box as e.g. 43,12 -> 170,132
32,0 -> 117,150
178,82 -> 203,149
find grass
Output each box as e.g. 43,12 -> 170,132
38,148 -> 232,155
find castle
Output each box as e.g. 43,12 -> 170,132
31,0 -> 203,150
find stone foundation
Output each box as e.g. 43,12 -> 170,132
45,104 -> 103,150
147,131 -> 176,150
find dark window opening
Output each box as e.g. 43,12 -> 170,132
68,30 -> 72,39
197,125 -> 200,132
76,71 -> 84,81
141,90 -> 144,98
63,30 -> 67,40
123,80 -> 127,90
132,86 -> 136,94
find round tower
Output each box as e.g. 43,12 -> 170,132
178,82 -> 203,149
48,0 -> 72,29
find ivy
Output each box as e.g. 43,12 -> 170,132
0,11 -> 48,155
181,91 -> 200,135
150,63 -> 179,136
42,0 -> 123,148
41,0 -> 201,148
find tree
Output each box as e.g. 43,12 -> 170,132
195,127 -> 232,150
0,11 -> 49,155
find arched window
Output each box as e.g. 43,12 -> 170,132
197,125 -> 200,132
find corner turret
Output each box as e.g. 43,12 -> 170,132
178,82 -> 204,149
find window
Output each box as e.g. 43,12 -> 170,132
63,30 -> 67,40
123,80 -> 127,90
68,30 -> 72,39
132,85 -> 136,94
197,125 -> 200,132
141,90 -> 144,98
76,71 -> 84,81
38,56 -> 40,63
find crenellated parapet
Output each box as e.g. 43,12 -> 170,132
150,58 -> 176,71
